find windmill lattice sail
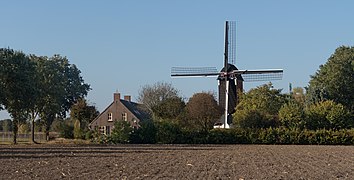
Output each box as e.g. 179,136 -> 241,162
171,67 -> 219,77
228,69 -> 283,82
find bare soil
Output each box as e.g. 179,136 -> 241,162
0,144 -> 353,179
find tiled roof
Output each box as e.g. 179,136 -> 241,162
120,100 -> 151,121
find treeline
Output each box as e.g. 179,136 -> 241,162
1,46 -> 353,145
94,46 -> 353,145
0,48 -> 90,143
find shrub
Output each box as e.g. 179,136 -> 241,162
208,129 -> 235,144
73,119 -> 84,139
85,130 -> 93,140
130,120 -> 157,144
59,123 -> 74,139
234,109 -> 265,129
109,120 -> 134,144
305,100 -> 351,130
279,101 -> 305,129
155,120 -> 182,144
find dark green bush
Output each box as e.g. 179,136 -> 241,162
155,121 -> 182,144
130,120 -> 157,144
58,123 -> 74,139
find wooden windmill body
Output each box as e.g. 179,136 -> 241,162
171,21 -> 283,128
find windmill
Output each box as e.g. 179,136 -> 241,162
171,21 -> 283,128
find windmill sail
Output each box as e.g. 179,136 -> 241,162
228,21 -> 236,65
171,67 -> 219,77
229,69 -> 283,81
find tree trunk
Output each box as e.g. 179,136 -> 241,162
44,114 -> 54,141
12,119 -> 18,144
45,121 -> 50,141
31,118 -> 36,143
46,131 -> 50,141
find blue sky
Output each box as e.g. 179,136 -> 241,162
1,1 -> 354,119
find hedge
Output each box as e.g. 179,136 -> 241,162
99,124 -> 354,145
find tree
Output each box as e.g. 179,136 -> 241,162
70,98 -> 99,138
151,96 -> 185,120
305,100 -> 352,130
306,46 -> 354,111
33,55 -> 91,141
137,82 -> 179,115
233,83 -> 287,128
0,49 -> 90,143
185,92 -> 223,132
0,48 -> 37,144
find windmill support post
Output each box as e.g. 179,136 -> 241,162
224,79 -> 230,128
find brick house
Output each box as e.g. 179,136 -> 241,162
89,93 -> 150,135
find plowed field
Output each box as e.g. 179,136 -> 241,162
0,144 -> 353,179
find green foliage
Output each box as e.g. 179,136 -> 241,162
155,120 -> 182,144
233,109 -> 269,129
279,101 -> 305,130
59,123 -> 74,139
0,48 -> 38,143
0,48 -> 90,143
0,119 -> 12,132
109,120 -> 134,144
50,118 -> 64,132
91,119 -> 354,145
185,92 -> 223,132
305,100 -> 352,130
176,127 -> 354,145
70,98 -> 99,138
85,130 -> 93,140
130,120 -> 157,144
208,129 -> 243,144
90,129 -> 105,143
53,119 -> 75,139
34,55 -> 91,140
234,83 -> 287,128
306,46 -> 354,111
151,97 -> 185,120
177,129 -> 209,144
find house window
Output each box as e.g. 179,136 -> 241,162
106,126 -> 111,135
99,126 -> 111,135
99,126 -> 105,134
108,113 -> 113,121
122,113 -> 127,121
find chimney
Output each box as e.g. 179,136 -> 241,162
114,93 -> 121,102
124,95 -> 131,102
